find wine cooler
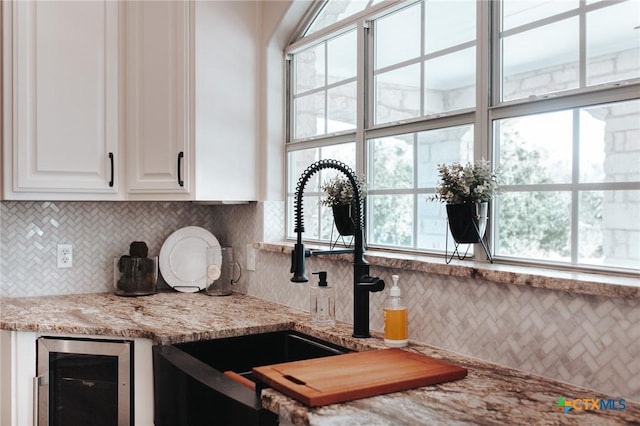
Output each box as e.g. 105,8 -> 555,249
36,337 -> 133,426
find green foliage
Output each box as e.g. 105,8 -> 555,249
320,175 -> 366,207
431,161 -> 500,204
371,194 -> 413,246
369,140 -> 413,246
497,130 -> 576,257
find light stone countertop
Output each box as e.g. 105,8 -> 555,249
1,291 -> 638,425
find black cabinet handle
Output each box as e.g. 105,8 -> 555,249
108,152 -> 114,187
177,151 -> 184,187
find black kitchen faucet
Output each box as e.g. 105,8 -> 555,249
290,159 -> 385,338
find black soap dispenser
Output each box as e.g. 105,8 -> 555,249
310,271 -> 336,327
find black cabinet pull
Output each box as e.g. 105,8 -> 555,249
177,151 -> 184,187
108,152 -> 114,187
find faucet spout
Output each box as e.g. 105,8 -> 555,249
290,159 -> 385,338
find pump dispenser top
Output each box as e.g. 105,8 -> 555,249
315,271 -> 328,286
390,275 -> 401,297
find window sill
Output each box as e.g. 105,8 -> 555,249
254,242 -> 639,301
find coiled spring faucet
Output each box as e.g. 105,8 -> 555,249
290,159 -> 385,338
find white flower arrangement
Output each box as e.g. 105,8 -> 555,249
320,175 -> 367,207
431,160 -> 500,204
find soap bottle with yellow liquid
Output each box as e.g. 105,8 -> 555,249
383,274 -> 408,347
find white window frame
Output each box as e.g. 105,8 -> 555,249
285,0 -> 640,275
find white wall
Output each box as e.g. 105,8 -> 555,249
257,1 -> 312,202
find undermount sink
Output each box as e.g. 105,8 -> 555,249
153,330 -> 351,426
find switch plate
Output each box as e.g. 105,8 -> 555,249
246,244 -> 256,271
57,244 -> 73,268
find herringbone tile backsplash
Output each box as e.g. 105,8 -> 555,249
0,201 -> 219,296
253,250 -> 640,402
1,200 -> 638,402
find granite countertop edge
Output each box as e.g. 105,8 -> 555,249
1,291 -> 638,425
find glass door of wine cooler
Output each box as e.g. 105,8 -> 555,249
36,337 -> 133,426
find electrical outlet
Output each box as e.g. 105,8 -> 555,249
57,244 -> 73,268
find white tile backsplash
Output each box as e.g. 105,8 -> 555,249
0,201 -> 218,296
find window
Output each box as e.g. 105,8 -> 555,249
287,144 -> 356,241
292,29 -> 358,139
493,0 -> 640,270
494,100 -> 640,269
373,1 -> 476,124
499,0 -> 640,101
286,0 -> 640,274
368,124 -> 474,250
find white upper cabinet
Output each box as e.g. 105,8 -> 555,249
2,0 -> 258,202
126,0 -> 258,202
2,0 -> 121,200
192,1 -> 258,202
124,1 -> 192,200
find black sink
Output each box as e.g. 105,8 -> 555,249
175,330 -> 349,383
153,330 -> 351,426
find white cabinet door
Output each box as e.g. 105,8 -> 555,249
193,1 -> 258,202
2,0 -> 258,202
2,0 -> 121,200
0,331 -> 36,426
125,1 -> 192,200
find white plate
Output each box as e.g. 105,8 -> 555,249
159,226 -> 221,292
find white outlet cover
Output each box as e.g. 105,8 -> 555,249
57,244 -> 73,268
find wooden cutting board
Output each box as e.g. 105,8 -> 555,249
252,348 -> 467,407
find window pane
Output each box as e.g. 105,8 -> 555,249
579,190 -> 640,269
496,191 -> 572,261
375,64 -> 421,124
294,92 -> 324,139
370,194 -> 413,247
328,30 -> 357,84
425,47 -> 476,113
369,134 -> 414,190
287,144 -> 356,193
305,195 -> 323,240
417,201 -> 450,251
287,144 -> 356,241
502,0 -> 578,31
287,193 -> 347,242
292,30 -> 358,142
306,0 -> 370,36
327,82 -> 357,132
320,201 -> 337,241
295,44 -> 325,93
580,100 -> 640,183
586,1 -> 640,86
425,0 -> 475,54
579,108 -> 606,183
375,3 -> 421,69
321,143 -> 357,168
495,111 -> 573,185
502,18 -> 579,101
417,124 -> 474,188
288,149 -> 321,193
